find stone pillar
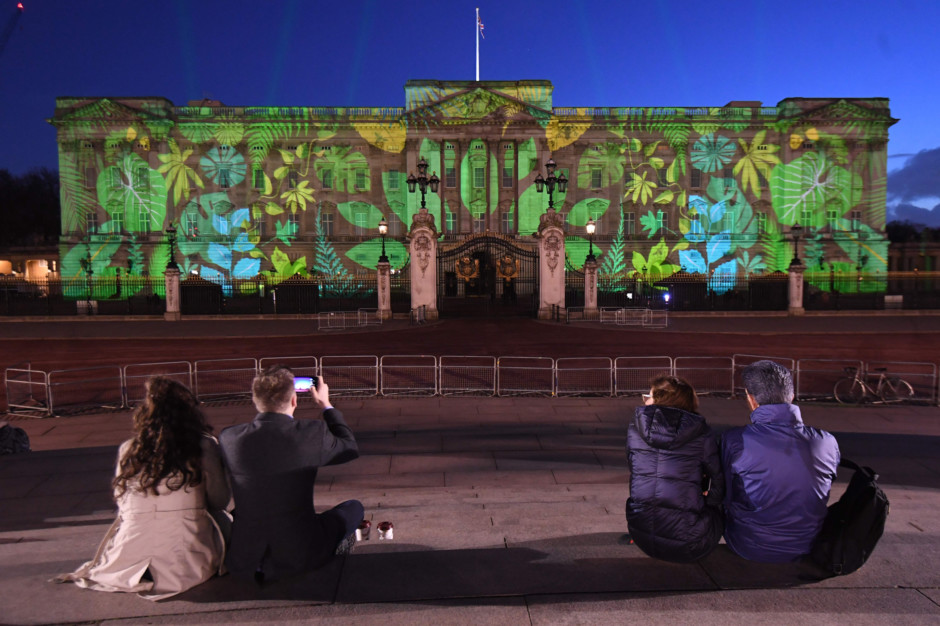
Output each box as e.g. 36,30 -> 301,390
788,263 -> 805,315
536,208 -> 566,319
376,261 -> 392,320
164,266 -> 181,321
408,208 -> 439,321
584,256 -> 598,315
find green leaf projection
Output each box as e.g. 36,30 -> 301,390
52,87 -> 894,301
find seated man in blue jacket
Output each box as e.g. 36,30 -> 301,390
721,360 -> 840,563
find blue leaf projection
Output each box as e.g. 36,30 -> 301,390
201,266 -> 223,282
230,207 -> 250,229
709,259 -> 738,294
689,195 -> 708,215
706,232 -> 731,265
709,200 -> 726,224
208,242 -> 232,270
233,232 -> 254,252
679,249 -> 707,273
233,257 -> 260,278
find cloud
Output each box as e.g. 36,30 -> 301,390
888,202 -> 940,227
887,147 -> 940,201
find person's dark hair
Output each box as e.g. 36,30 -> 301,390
648,375 -> 699,413
252,365 -> 295,412
113,376 -> 211,497
742,360 -> 794,405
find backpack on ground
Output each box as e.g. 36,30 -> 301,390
810,457 -> 888,576
0,423 -> 31,455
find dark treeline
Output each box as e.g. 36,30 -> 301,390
0,168 -> 60,247
886,220 -> 940,243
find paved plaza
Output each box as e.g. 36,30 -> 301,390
1,315 -> 939,624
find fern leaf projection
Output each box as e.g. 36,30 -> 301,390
600,210 -> 627,291
313,204 -> 359,297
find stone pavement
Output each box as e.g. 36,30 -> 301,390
2,395 -> 939,625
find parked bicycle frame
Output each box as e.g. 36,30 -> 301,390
833,366 -> 915,405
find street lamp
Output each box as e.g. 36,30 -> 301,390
789,222 -> 803,267
165,226 -> 179,270
377,217 -> 389,263
533,158 -> 568,209
585,217 -> 597,263
406,157 -> 440,209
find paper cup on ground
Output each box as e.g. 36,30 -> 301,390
377,521 -> 394,540
356,520 -> 371,541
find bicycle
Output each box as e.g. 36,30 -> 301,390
833,367 -> 915,404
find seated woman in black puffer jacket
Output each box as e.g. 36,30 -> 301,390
626,375 -> 724,562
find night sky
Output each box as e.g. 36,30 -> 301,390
1,0 -> 938,224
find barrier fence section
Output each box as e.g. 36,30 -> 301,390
732,355 -> 796,397
615,356 -> 673,395
123,361 -> 194,407
194,358 -> 258,402
7,355 -> 939,416
380,355 -> 438,397
48,366 -> 124,415
497,357 -> 554,397
5,368 -> 51,415
555,357 -> 613,396
795,358 -> 865,401
674,356 -> 734,395
320,355 -> 378,397
439,356 -> 496,396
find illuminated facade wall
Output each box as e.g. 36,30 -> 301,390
51,80 -> 896,298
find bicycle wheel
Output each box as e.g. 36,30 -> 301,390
881,378 -> 915,403
834,378 -> 865,404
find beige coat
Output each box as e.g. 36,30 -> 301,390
54,436 -> 232,600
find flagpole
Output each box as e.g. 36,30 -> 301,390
475,7 -> 480,81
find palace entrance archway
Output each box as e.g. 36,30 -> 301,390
437,234 -> 538,317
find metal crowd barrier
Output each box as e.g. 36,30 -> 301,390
6,355 -> 938,416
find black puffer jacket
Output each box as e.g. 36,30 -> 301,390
626,404 -> 724,563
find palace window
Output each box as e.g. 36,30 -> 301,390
319,211 -> 333,236
110,168 -> 122,189
624,211 -> 636,236
138,208 -> 150,234
185,213 -> 199,236
253,167 -> 265,189
445,166 -> 457,188
590,167 -> 603,189
445,211 -> 456,233
656,210 -> 667,232
84,167 -> 97,188
287,213 -> 300,236
501,211 -> 513,233
355,169 -> 367,190
800,209 -> 813,226
218,168 -> 232,189
388,169 -> 400,190
111,210 -> 125,233
657,167 -> 669,187
133,166 -> 149,190
86,213 -> 99,234
756,211 -> 767,235
690,169 -> 702,188
287,170 -> 299,189
502,166 -> 513,188
826,208 -> 839,226
255,215 -> 266,238
355,211 -> 368,235
851,210 -> 862,231
321,168 -> 333,189
473,212 -> 485,232
473,167 -> 485,189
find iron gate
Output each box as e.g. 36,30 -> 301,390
437,234 -> 538,317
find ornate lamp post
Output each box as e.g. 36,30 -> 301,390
585,217 -> 597,263
378,217 -> 389,263
533,158 -> 568,209
406,157 -> 440,209
789,222 -> 803,267
165,226 -> 179,270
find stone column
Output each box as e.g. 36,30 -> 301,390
376,260 -> 392,320
164,266 -> 181,321
584,256 -> 598,315
788,263 -> 806,315
536,208 -> 566,319
408,208 -> 439,321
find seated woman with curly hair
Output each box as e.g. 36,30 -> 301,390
54,377 -> 232,600
625,375 -> 724,563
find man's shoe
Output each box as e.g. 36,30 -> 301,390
335,532 -> 357,556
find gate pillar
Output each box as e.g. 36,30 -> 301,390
377,260 -> 392,320
536,208 -> 566,319
584,256 -> 598,315
408,208 -> 439,321
788,262 -> 806,315
164,266 -> 181,322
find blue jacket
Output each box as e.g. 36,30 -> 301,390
721,403 -> 840,563
626,405 -> 724,563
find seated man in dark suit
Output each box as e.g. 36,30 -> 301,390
219,365 -> 364,582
